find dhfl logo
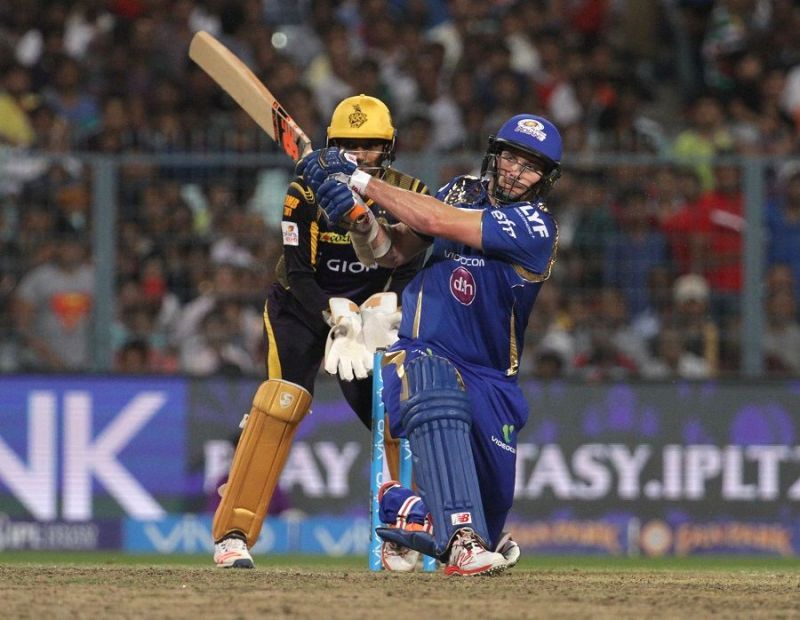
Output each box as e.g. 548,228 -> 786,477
451,512 -> 473,525
450,266 -> 476,306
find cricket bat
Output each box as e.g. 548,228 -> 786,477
189,30 -> 312,161
188,30 -> 366,219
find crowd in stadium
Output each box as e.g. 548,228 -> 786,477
0,0 -> 799,378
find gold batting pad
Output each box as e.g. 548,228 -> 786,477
212,379 -> 312,547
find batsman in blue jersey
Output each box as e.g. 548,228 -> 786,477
300,114 -> 562,576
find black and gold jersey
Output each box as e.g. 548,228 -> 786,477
274,169 -> 428,331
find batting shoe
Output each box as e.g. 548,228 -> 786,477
494,532 -> 520,568
213,536 -> 255,569
378,480 -> 431,572
444,528 -> 507,577
381,540 -> 420,572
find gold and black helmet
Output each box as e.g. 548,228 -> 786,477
327,94 -> 396,171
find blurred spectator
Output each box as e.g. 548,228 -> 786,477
305,22 -> 356,119
173,261 -> 262,366
115,338 -> 153,374
573,324 -> 639,382
569,171 -> 615,292
397,110 -> 434,154
659,166 -> 705,276
767,168 -> 800,295
640,326 -> 711,380
12,232 -> 94,371
630,265 -> 675,345
412,43 -> 464,151
180,306 -> 257,376
670,273 -> 719,376
0,209 -> 21,371
531,349 -> 565,381
766,264 -> 796,300
603,186 -> 668,317
692,161 -> 744,320
0,64 -> 37,147
671,94 -> 734,190
43,55 -> 100,142
700,0 -> 768,93
591,287 -> 651,368
763,288 -> 800,375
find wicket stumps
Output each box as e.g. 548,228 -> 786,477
369,349 -> 436,572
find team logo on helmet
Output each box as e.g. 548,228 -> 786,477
515,118 -> 547,142
348,104 -> 368,128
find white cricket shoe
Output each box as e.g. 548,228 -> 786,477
444,528 -> 507,576
495,532 -> 520,568
381,541 -> 420,572
214,536 -> 254,569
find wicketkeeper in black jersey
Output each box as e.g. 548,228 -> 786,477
211,95 -> 429,568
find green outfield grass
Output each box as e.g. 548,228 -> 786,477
2,551 -> 799,571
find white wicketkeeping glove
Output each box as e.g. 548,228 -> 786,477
324,298 -> 373,381
360,292 -> 402,353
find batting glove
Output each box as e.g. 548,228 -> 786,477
303,147 -> 358,194
317,178 -> 367,228
324,298 -> 372,381
294,151 -> 314,178
360,292 -> 401,353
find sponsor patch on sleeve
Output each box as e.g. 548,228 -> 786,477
281,221 -> 299,246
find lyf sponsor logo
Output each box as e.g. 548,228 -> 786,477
518,205 -> 550,238
451,512 -> 473,525
450,266 -> 476,306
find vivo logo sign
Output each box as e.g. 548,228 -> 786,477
124,514 -> 371,555
0,380 -> 185,521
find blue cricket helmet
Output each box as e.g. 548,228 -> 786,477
495,114 -> 562,165
481,114 -> 563,203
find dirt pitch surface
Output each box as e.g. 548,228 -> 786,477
2,564 -> 799,620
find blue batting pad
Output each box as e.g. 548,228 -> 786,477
398,354 -> 489,555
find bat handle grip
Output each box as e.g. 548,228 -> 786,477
345,191 -> 368,222
348,203 -> 367,219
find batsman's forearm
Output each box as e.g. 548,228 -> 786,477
358,176 -> 483,249
350,218 -> 425,268
362,179 -> 444,235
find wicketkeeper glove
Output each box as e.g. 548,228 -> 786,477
302,147 -> 357,194
359,292 -> 401,353
324,298 -> 373,381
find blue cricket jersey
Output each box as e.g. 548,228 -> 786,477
397,176 -> 558,376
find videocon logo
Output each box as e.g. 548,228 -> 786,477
502,424 -> 515,444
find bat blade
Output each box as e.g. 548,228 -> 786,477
189,31 -> 312,161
